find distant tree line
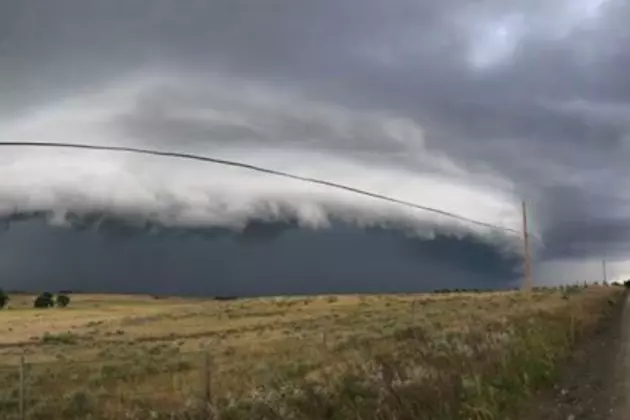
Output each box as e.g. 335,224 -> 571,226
431,288 -> 491,294
431,281 -> 623,295
0,289 -> 71,309
214,295 -> 238,301
33,292 -> 71,308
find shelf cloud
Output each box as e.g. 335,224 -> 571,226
1,0 -> 629,292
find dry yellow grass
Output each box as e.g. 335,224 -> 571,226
0,286 -> 624,419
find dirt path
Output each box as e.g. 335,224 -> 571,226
612,293 -> 630,420
522,293 -> 629,420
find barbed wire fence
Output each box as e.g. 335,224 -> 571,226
0,293 -> 430,420
0,284 -> 596,420
0,350 -> 216,420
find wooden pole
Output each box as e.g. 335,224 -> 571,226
411,300 -> 419,340
203,348 -> 214,420
602,259 -> 608,284
411,300 -> 416,324
203,350 -> 212,407
522,200 -> 533,291
19,355 -> 25,420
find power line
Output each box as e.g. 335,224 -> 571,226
0,141 -> 520,235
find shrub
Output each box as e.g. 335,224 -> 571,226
56,293 -> 71,308
34,292 -> 55,308
41,332 -> 77,345
0,289 -> 8,309
214,296 -> 238,301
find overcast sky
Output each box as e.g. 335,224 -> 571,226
1,0 -> 630,294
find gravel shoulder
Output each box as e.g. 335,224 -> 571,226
520,292 -> 628,420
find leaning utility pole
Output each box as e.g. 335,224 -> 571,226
522,200 -> 533,291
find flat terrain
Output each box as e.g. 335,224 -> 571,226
0,287 -> 623,419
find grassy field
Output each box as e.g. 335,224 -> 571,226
0,286 -> 624,419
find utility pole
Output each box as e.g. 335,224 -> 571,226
522,200 -> 533,291
602,259 -> 608,284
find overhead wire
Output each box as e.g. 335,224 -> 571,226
0,141 -> 521,235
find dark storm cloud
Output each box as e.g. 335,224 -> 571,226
0,218 -> 518,295
1,0 -> 630,291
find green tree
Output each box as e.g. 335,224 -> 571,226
34,292 -> 54,309
0,289 -> 8,309
56,293 -> 71,308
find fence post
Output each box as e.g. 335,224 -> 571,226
410,300 -> 418,340
411,300 -> 416,324
202,350 -> 212,417
19,355 -> 25,420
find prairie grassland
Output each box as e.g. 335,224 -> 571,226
0,286 -> 624,420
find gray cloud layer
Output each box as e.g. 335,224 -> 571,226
1,0 -> 630,292
0,218 -> 519,295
